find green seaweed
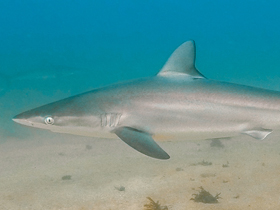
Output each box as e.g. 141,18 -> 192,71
191,187 -> 221,203
190,160 -> 212,166
144,197 -> 168,210
61,175 -> 72,180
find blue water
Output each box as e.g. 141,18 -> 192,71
1,0 -> 280,84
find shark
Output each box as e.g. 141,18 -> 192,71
13,40 -> 280,159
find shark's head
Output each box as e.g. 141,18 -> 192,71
12,96 -> 108,137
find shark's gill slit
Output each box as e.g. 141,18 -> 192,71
101,114 -> 106,127
100,113 -> 121,127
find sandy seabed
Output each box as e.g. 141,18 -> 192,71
1,131 -> 280,210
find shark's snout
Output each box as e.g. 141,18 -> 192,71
12,113 -> 33,127
13,113 -> 21,122
12,117 -> 21,123
13,117 -> 25,125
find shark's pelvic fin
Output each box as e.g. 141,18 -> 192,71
242,128 -> 272,140
157,40 -> 205,79
114,127 -> 170,160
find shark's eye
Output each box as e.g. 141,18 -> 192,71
44,116 -> 54,125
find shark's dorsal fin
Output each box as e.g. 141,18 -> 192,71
157,40 -> 205,78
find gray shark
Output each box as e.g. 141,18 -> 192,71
13,41 -> 280,159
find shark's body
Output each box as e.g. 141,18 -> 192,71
13,41 -> 280,159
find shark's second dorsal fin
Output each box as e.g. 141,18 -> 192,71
157,40 -> 205,78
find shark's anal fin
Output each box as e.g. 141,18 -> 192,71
114,127 -> 170,160
242,128 -> 272,140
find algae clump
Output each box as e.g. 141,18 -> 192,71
144,197 -> 168,210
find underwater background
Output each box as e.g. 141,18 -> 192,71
1,1 -> 280,209
1,0 -> 280,138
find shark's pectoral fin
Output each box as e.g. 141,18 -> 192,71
114,127 -> 170,160
242,128 -> 272,140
